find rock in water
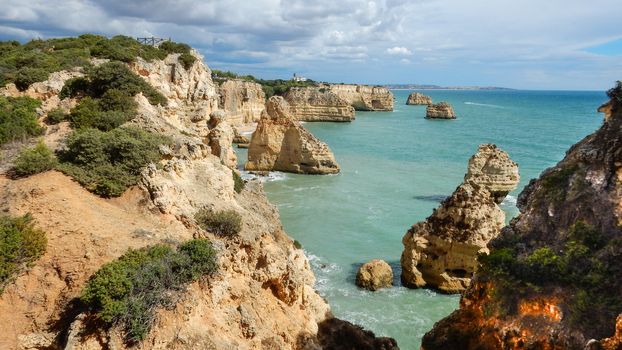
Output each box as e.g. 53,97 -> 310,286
421,89 -> 622,349
356,259 -> 394,291
283,86 -> 355,122
406,92 -> 432,105
245,96 -> 340,174
426,102 -> 456,119
401,144 -> 519,293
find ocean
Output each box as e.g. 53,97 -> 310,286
238,89 -> 606,349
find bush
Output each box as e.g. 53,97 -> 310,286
69,95 -> 135,131
607,81 -> 622,102
59,77 -> 90,99
57,127 -> 169,197
86,62 -> 166,105
46,108 -> 68,124
0,214 -> 47,293
14,67 -> 49,91
12,141 -> 57,177
178,53 -> 196,70
195,209 -> 242,236
0,96 -> 44,145
81,239 -> 216,343
232,170 -> 244,193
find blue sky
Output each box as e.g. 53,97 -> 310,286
0,0 -> 621,90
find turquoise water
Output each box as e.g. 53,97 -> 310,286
239,90 -> 606,349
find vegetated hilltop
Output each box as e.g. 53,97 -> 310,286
0,35 -> 398,349
422,82 -> 622,350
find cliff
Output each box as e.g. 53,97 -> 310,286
283,87 -> 355,122
426,102 -> 455,119
218,79 -> 265,126
0,47 -> 394,349
329,84 -> 394,111
422,91 -> 622,349
401,144 -> 519,293
245,96 -> 340,174
406,92 -> 432,105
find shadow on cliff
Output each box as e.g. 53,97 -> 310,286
297,317 -> 399,350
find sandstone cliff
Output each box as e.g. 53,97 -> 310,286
245,96 -> 340,174
426,102 -> 455,119
401,144 -> 519,293
329,84 -> 394,111
0,50 -> 395,349
218,79 -> 265,126
421,92 -> 622,349
406,92 -> 432,105
283,87 -> 355,122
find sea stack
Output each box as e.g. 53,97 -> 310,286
245,96 -> 340,174
406,92 -> 432,105
283,86 -> 355,122
401,144 -> 519,293
356,259 -> 394,291
426,102 -> 456,119
421,88 -> 622,350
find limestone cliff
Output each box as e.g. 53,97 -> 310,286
218,79 -> 265,126
426,102 -> 455,119
283,87 -> 355,122
0,50 -> 395,349
406,92 -> 432,105
421,92 -> 622,349
329,84 -> 394,111
401,144 -> 519,293
245,96 -> 340,174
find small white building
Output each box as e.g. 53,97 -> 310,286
292,73 -> 308,82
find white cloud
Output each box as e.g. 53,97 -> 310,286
0,0 -> 620,89
387,46 -> 413,55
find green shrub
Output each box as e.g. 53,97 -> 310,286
81,239 -> 216,343
232,170 -> 244,193
607,81 -> 622,102
12,141 -> 57,177
14,67 -> 49,91
158,41 -> 191,55
568,221 -> 605,250
57,127 -> 169,197
293,240 -> 302,249
46,108 -> 68,124
69,95 -> 134,131
86,62 -> 166,105
0,214 -> 47,293
59,77 -> 90,99
195,209 -> 242,236
178,53 -> 196,70
0,96 -> 44,145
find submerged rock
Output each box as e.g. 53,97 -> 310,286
426,102 -> 456,119
406,92 -> 432,105
356,259 -> 393,291
401,144 -> 518,293
245,96 -> 340,174
283,86 -> 355,122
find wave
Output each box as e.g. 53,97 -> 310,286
239,170 -> 287,182
501,194 -> 517,207
464,101 -> 505,108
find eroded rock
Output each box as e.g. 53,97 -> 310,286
426,102 -> 456,119
283,86 -> 355,122
406,92 -> 432,105
329,84 -> 394,111
356,259 -> 393,291
245,96 -> 340,174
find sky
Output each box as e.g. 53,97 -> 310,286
0,0 -> 621,90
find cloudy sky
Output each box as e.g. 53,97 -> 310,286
1,0 -> 621,90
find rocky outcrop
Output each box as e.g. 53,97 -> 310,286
0,50 -> 395,349
426,102 -> 456,119
421,94 -> 622,349
406,92 -> 432,105
283,87 -> 355,122
245,96 -> 340,174
329,84 -> 394,111
356,259 -> 393,291
218,79 -> 265,126
401,144 -> 519,293
465,144 -> 521,203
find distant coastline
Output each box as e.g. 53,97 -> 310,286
385,84 -> 515,91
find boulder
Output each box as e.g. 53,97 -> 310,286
401,144 -> 519,293
356,259 -> 393,291
426,102 -> 456,119
406,92 -> 432,105
245,96 -> 340,174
